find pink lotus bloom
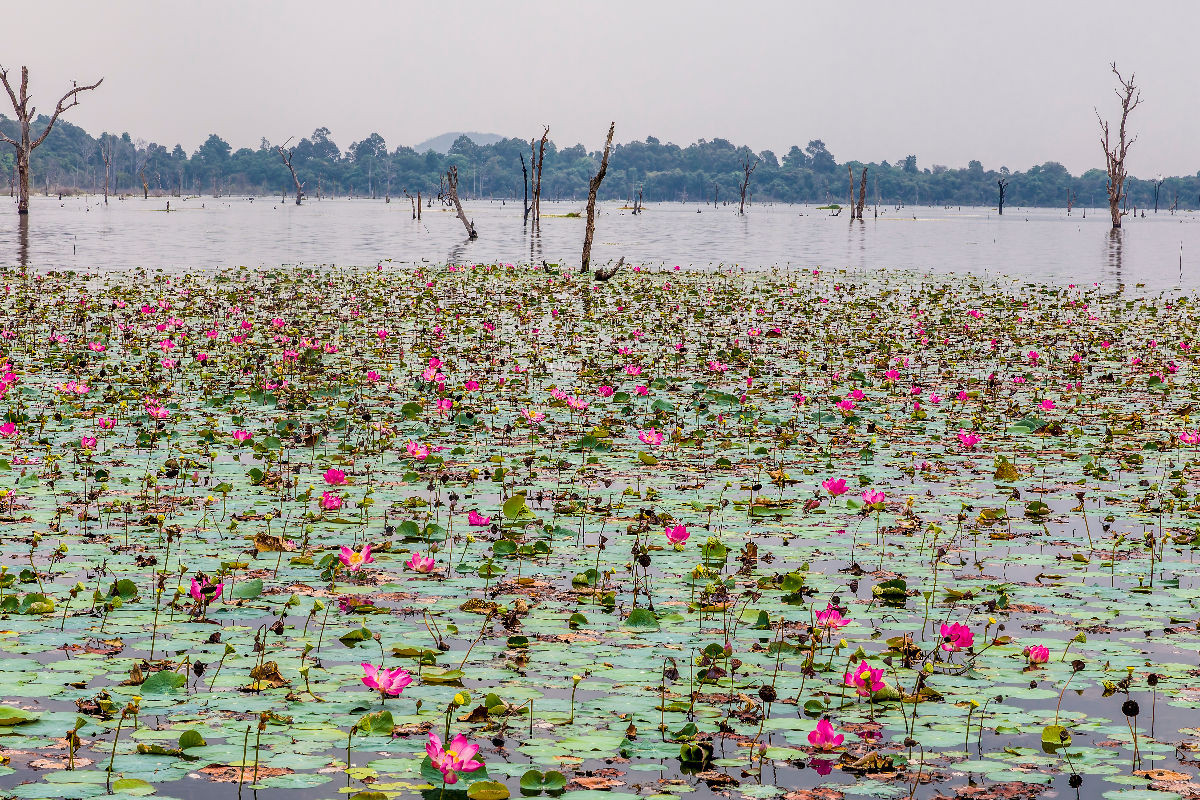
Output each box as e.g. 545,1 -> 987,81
638,428 -> 664,446
844,660 -> 885,697
597,385 -> 614,398
0,422 -> 16,439
406,441 -> 430,460
323,468 -> 347,486
80,436 -> 97,450
625,365 -> 643,376
367,370 -> 381,382
339,543 -> 373,570
464,380 -> 480,391
88,342 -> 106,352
807,718 -> 844,750
957,430 -> 981,449
406,552 -> 436,573
1040,399 -> 1056,412
940,622 -> 974,652
861,490 -> 885,507
195,353 -> 208,363
1028,351 -> 1040,363
97,417 -> 115,430
634,385 -> 649,396
1023,644 -> 1050,666
815,603 -> 850,629
521,408 -> 545,423
376,329 -> 389,341
232,429 -> 252,442
821,477 -> 848,497
884,369 -> 900,381
146,405 -> 169,420
1181,431 -> 1200,446
189,577 -> 224,604
426,731 -> 483,785
707,360 -> 729,373
437,397 -> 453,414
361,663 -> 412,696
665,524 -> 689,545
468,510 -> 492,527
835,399 -> 855,413
320,491 -> 344,512
566,396 -> 589,411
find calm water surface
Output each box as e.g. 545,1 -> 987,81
1,195 -> 1198,290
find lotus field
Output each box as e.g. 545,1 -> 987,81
0,262 -> 1198,800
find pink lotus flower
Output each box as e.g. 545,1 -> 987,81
1181,431 -> 1200,446
957,429 -> 981,449
940,622 -> 974,652
638,428 -> 664,446
426,731 -> 484,785
361,663 -> 412,696
80,436 -> 97,450
1040,399 -> 1056,412
707,360 -> 729,373
0,422 -> 17,439
844,660 -> 885,697
625,365 -> 643,376
821,477 -> 847,497
323,468 -> 347,486
88,341 -> 106,352
437,398 -> 453,414
566,396 -> 589,411
146,405 -> 169,420
815,603 -> 850,629
97,418 -> 115,430
1023,644 -> 1050,666
320,491 -> 344,512
189,577 -> 224,604
406,552 -> 436,574
468,510 -> 491,527
232,429 -> 252,442
861,490 -> 885,507
665,524 -> 689,545
339,543 -> 373,570
464,380 -> 480,391
521,408 -> 545,423
597,385 -> 614,398
835,399 -> 855,413
634,385 -> 649,396
406,440 -> 430,460
807,717 -> 844,750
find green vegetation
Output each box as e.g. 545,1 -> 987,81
2,116 -> 1195,207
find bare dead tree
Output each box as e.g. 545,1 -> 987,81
446,166 -> 477,239
847,164 -> 856,218
738,158 -> 757,215
1066,188 -> 1077,216
520,152 -> 530,225
581,122 -> 615,274
99,138 -> 113,204
417,191 -> 421,220
530,126 -> 549,226
856,167 -> 868,219
0,66 -> 103,214
997,178 -> 1009,215
403,189 -> 416,219
1097,62 -> 1141,230
276,138 -> 304,205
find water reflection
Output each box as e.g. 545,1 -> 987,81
1106,229 -> 1124,294
16,214 -> 27,269
0,196 -> 1197,292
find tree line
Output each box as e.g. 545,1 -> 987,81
1,116 -> 1194,212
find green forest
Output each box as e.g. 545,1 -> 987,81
2,116 -> 1196,210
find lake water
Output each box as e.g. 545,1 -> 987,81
1,194 -> 1198,291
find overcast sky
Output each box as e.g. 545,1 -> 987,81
7,1 -> 1197,176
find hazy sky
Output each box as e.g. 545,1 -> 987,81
7,1 -> 1198,176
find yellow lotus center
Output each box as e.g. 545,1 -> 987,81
348,553 -> 362,565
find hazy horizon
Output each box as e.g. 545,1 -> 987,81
7,1 -> 1200,177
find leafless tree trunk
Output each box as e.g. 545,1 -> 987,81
277,138 -> 304,205
446,166 -> 477,239
403,189 -> 416,219
100,139 -> 112,204
856,167 -> 867,219
417,191 -> 421,220
0,66 -> 102,214
581,122 -> 615,274
847,164 -> 855,217
520,152 -> 530,225
1066,189 -> 1076,216
739,158 -> 757,215
1097,62 -> 1141,230
531,127 -> 548,226
997,178 -> 1009,215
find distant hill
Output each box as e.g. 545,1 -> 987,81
414,131 -> 505,154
